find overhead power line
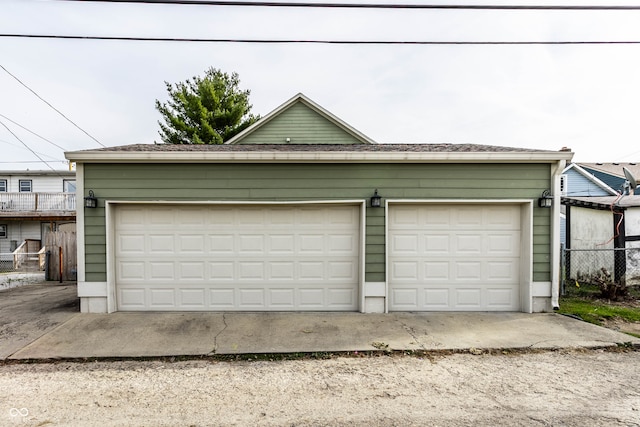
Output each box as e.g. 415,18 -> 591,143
0,138 -> 64,161
3,34 -> 640,44
54,1 -> 640,10
0,64 -> 106,148
0,113 -> 68,151
0,118 -> 61,173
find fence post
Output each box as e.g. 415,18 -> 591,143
560,243 -> 566,296
59,246 -> 63,283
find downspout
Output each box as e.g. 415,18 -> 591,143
551,159 -> 566,309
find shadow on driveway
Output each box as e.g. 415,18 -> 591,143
0,282 -> 79,359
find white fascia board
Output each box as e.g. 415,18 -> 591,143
65,150 -> 574,164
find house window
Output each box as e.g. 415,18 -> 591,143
0,225 -> 6,239
63,179 -> 76,193
560,174 -> 568,196
0,180 -> 6,192
19,180 -> 32,192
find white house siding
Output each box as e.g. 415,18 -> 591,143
0,221 -> 41,253
3,176 -> 69,192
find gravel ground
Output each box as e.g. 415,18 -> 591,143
1,349 -> 639,426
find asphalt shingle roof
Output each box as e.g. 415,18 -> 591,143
85,143 -> 555,153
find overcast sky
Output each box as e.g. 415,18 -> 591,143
2,0 -> 640,170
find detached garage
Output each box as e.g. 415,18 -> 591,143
67,93 -> 572,314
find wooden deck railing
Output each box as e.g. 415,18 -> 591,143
0,192 -> 76,212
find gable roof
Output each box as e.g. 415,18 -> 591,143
561,163 -> 618,196
225,93 -> 376,145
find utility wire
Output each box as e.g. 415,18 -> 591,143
54,1 -> 640,10
0,64 -> 106,148
0,137 -> 66,161
0,118 -> 61,173
0,113 -> 67,151
3,34 -> 640,44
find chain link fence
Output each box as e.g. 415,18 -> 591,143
0,253 -> 45,273
561,246 -> 640,295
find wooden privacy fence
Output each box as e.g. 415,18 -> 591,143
45,231 -> 77,282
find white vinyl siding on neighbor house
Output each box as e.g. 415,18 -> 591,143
114,204 -> 361,311
0,175 -> 75,193
388,204 -> 522,311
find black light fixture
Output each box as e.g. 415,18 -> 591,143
370,189 -> 382,208
84,190 -> 98,209
538,190 -> 553,208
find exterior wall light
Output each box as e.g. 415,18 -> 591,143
538,190 -> 553,208
84,190 -> 98,209
370,189 -> 382,208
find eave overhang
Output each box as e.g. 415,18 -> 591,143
65,150 -> 573,164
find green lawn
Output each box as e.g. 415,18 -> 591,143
558,297 -> 640,324
558,282 -> 640,337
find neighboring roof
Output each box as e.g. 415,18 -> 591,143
578,162 -> 640,178
562,195 -> 640,210
65,143 -> 574,164
577,162 -> 640,195
561,163 -> 618,196
0,170 -> 75,176
225,93 -> 376,145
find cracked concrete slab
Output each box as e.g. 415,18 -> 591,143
4,291 -> 639,359
11,313 -> 227,359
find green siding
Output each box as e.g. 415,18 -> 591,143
237,102 -> 365,145
83,162 -> 552,283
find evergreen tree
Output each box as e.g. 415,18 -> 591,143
155,68 -> 259,144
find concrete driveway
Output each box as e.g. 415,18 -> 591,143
2,281 -> 639,360
0,282 -> 79,359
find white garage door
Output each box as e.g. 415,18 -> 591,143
115,204 -> 360,311
388,204 -> 521,311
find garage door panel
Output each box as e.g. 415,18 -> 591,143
424,288 -> 450,309
119,261 -> 145,281
487,261 -> 519,281
149,261 -> 174,280
455,234 -> 483,254
389,204 -> 521,311
390,288 -> 419,309
486,288 -> 517,308
118,234 -> 145,254
268,235 -> 295,253
391,234 -> 419,254
390,261 -> 419,281
424,261 -> 450,281
179,235 -> 205,253
487,233 -> 520,255
180,289 -> 207,308
116,204 -> 359,311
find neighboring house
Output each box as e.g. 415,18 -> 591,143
0,170 -> 76,260
578,162 -> 640,196
66,93 -> 573,314
560,163 -> 618,198
559,163 -> 618,247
